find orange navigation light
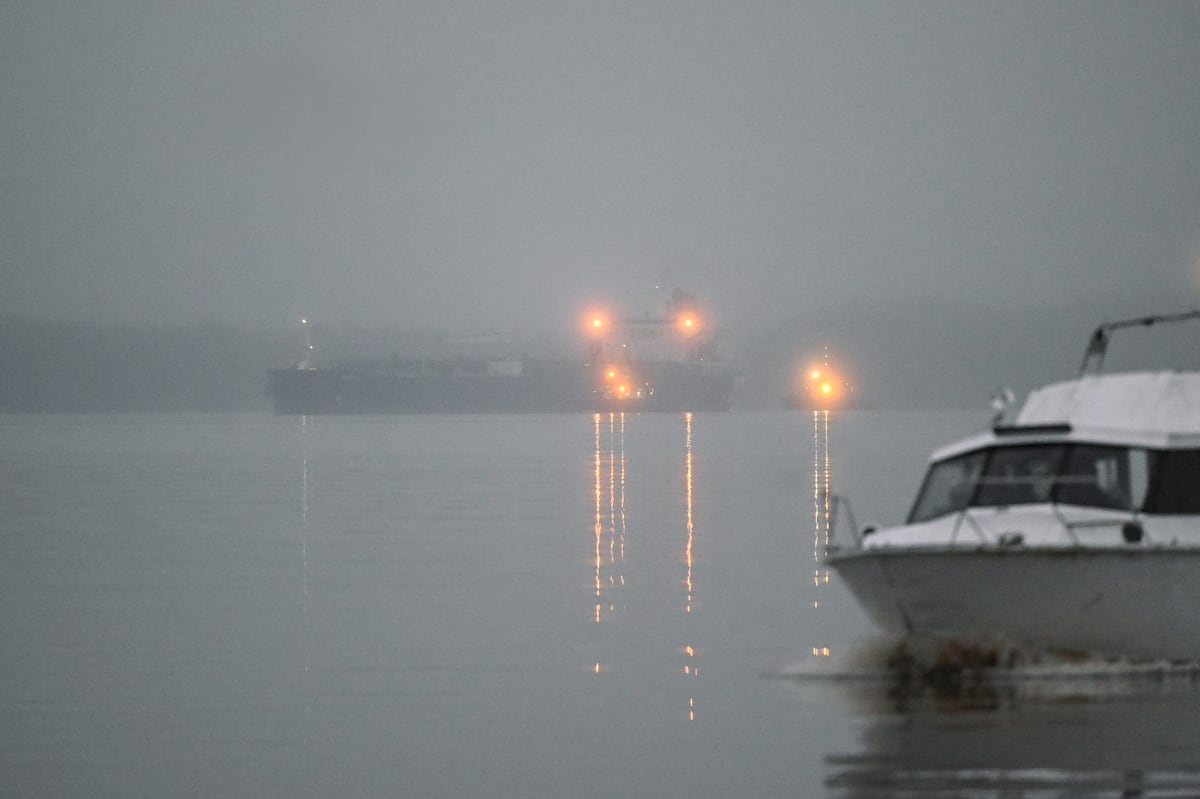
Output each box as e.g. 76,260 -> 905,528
585,311 -> 609,335
799,360 -> 847,409
676,313 -> 701,335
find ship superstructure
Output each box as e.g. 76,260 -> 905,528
267,289 -> 737,414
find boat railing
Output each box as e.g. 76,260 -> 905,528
948,508 -> 989,544
948,503 -> 1148,547
827,494 -> 862,549
832,495 -> 1149,551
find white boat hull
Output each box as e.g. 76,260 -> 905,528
828,546 -> 1200,661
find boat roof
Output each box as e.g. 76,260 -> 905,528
930,371 -> 1200,460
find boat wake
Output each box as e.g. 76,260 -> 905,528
772,634 -> 1200,708
775,636 -> 1200,797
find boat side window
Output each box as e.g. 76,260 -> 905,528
973,444 -> 1066,507
1144,449 -> 1200,514
907,450 -> 987,523
1055,445 -> 1148,511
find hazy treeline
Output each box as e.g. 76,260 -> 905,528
0,318 -> 573,413
0,318 -> 296,412
4,302 -> 1193,413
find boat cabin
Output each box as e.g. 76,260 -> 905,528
867,371 -> 1200,548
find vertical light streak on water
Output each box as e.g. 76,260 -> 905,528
812,410 -> 821,597
812,410 -> 832,605
592,413 -> 625,628
811,409 -> 834,658
593,413 -> 602,627
299,415 -> 313,729
608,413 -> 616,587
684,412 -> 694,612
618,413 -> 626,571
591,412 -> 626,671
683,411 -> 697,720
823,409 -> 832,581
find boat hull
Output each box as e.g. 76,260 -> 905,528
828,546 -> 1200,661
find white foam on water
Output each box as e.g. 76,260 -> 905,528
772,633 -> 1200,696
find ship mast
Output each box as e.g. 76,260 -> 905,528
299,317 -> 314,369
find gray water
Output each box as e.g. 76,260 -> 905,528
3,410 -> 1200,798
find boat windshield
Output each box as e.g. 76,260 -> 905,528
907,450 -> 987,523
973,444 -> 1066,507
908,443 -> 1155,523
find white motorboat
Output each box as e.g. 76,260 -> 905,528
827,311 -> 1200,661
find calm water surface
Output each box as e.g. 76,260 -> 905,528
2,410 -> 1199,798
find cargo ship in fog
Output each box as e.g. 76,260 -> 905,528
266,289 -> 738,414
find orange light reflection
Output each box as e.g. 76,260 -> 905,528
591,411 -> 629,677
813,409 -> 832,604
591,412 -> 627,663
594,413 -> 602,623
811,408 -> 834,662
685,412 -> 694,612
682,411 -> 698,721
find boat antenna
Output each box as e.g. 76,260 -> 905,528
1078,309 -> 1200,376
990,386 -> 1015,423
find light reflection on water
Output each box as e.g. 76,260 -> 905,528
592,412 -> 627,631
683,411 -> 698,720
5,411 -> 1200,797
812,408 -> 834,660
591,411 -> 700,721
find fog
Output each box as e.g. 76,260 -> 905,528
3,2 -> 1200,409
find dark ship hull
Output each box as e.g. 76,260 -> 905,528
266,360 -> 736,414
271,288 -> 737,414
784,391 -> 860,411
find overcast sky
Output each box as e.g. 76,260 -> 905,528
4,1 -> 1200,340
